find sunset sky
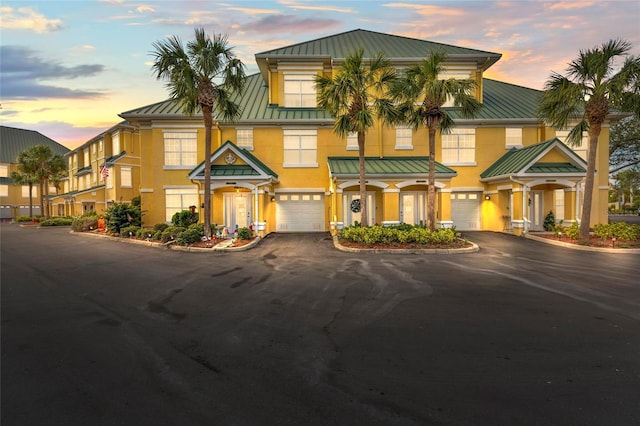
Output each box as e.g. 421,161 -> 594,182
1,0 -> 639,149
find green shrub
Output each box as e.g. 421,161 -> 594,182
543,210 -> 556,231
15,215 -> 34,222
104,200 -> 141,233
594,222 -> 640,240
237,227 -> 253,240
171,210 -> 198,228
564,222 -> 580,240
120,225 -> 140,238
161,226 -> 184,243
40,217 -> 73,226
153,222 -> 169,232
153,230 -> 163,240
175,227 -> 203,245
339,224 -> 459,247
71,216 -> 99,232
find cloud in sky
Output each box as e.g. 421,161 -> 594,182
0,6 -> 65,33
0,45 -> 107,100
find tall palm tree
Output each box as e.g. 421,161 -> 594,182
392,51 -> 481,230
11,150 -> 39,217
537,39 -> 640,240
315,48 -> 397,226
151,28 -> 246,237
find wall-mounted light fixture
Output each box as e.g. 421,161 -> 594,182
271,196 -> 276,202
484,194 -> 491,201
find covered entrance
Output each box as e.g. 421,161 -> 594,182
224,192 -> 252,229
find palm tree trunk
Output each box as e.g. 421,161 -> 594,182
43,178 -> 50,219
427,127 -> 437,231
579,127 -> 601,240
38,182 -> 45,218
358,131 -> 368,227
28,183 -> 33,218
202,106 -> 213,238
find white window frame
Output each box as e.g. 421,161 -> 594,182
120,167 -> 132,188
283,73 -> 316,108
164,188 -> 198,223
236,128 -> 254,150
85,174 -> 91,189
106,168 -> 113,189
163,131 -> 197,169
395,126 -> 413,150
442,128 -> 476,165
0,185 -> 8,197
505,127 -> 523,148
84,149 -> 90,167
346,132 -> 358,151
98,140 -> 103,153
283,129 -> 317,167
556,129 -> 588,160
0,164 -> 8,178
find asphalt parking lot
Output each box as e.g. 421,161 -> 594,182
2,224 -> 639,425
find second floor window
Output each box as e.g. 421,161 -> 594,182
395,126 -> 413,150
505,128 -> 523,148
283,129 -> 317,167
21,185 -> 36,198
284,74 -> 316,108
556,129 -> 588,160
84,149 -> 90,167
236,129 -> 254,150
346,132 -> 358,151
0,164 -> 8,178
112,133 -> 121,155
442,128 -> 475,165
164,131 -> 197,167
121,167 -> 132,188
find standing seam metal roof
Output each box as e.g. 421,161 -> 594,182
0,126 -> 69,163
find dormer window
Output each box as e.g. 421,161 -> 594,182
283,73 -> 316,108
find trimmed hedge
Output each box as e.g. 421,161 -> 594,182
39,217 -> 73,226
339,224 -> 459,246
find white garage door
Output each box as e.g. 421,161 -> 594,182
451,192 -> 480,230
276,193 -> 325,232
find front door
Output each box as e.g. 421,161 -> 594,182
224,193 -> 252,229
343,192 -> 375,226
400,192 -> 426,225
529,190 -> 544,231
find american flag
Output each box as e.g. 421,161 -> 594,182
100,164 -> 109,180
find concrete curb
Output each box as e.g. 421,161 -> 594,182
70,230 -> 261,252
332,235 -> 479,254
525,233 -> 640,254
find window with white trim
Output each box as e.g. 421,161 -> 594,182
165,188 -> 198,222
554,189 -> 565,221
442,128 -> 475,164
395,126 -> 413,150
49,184 -> 57,194
0,164 -> 8,178
556,129 -> 588,160
505,128 -> 523,148
98,140 -> 103,153
346,132 -> 358,151
283,74 -> 316,107
85,174 -> 91,189
236,129 -> 253,150
106,168 -> 113,189
0,185 -> 8,197
164,131 -> 197,167
91,143 -> 96,154
21,185 -> 35,198
283,129 -> 317,167
84,149 -> 90,167
112,133 -> 121,155
78,175 -> 85,190
121,167 -> 132,188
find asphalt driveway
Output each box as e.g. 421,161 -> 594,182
2,225 -> 639,425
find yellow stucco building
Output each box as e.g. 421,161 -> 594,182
54,29 -> 617,236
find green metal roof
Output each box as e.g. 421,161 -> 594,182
189,140 -> 278,180
255,29 -> 500,67
480,138 -> 586,180
328,156 -> 457,177
526,162 -> 585,174
0,125 -> 69,163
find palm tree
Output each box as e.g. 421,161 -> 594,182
12,145 -> 67,219
151,28 -> 246,238
315,48 -> 397,226
11,150 -> 39,218
537,39 -> 640,240
392,51 -> 481,230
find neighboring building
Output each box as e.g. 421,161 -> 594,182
63,29 -> 619,235
0,125 -> 70,220
50,122 -> 140,217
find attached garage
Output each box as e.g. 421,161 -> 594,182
276,193 -> 325,232
451,192 -> 481,230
